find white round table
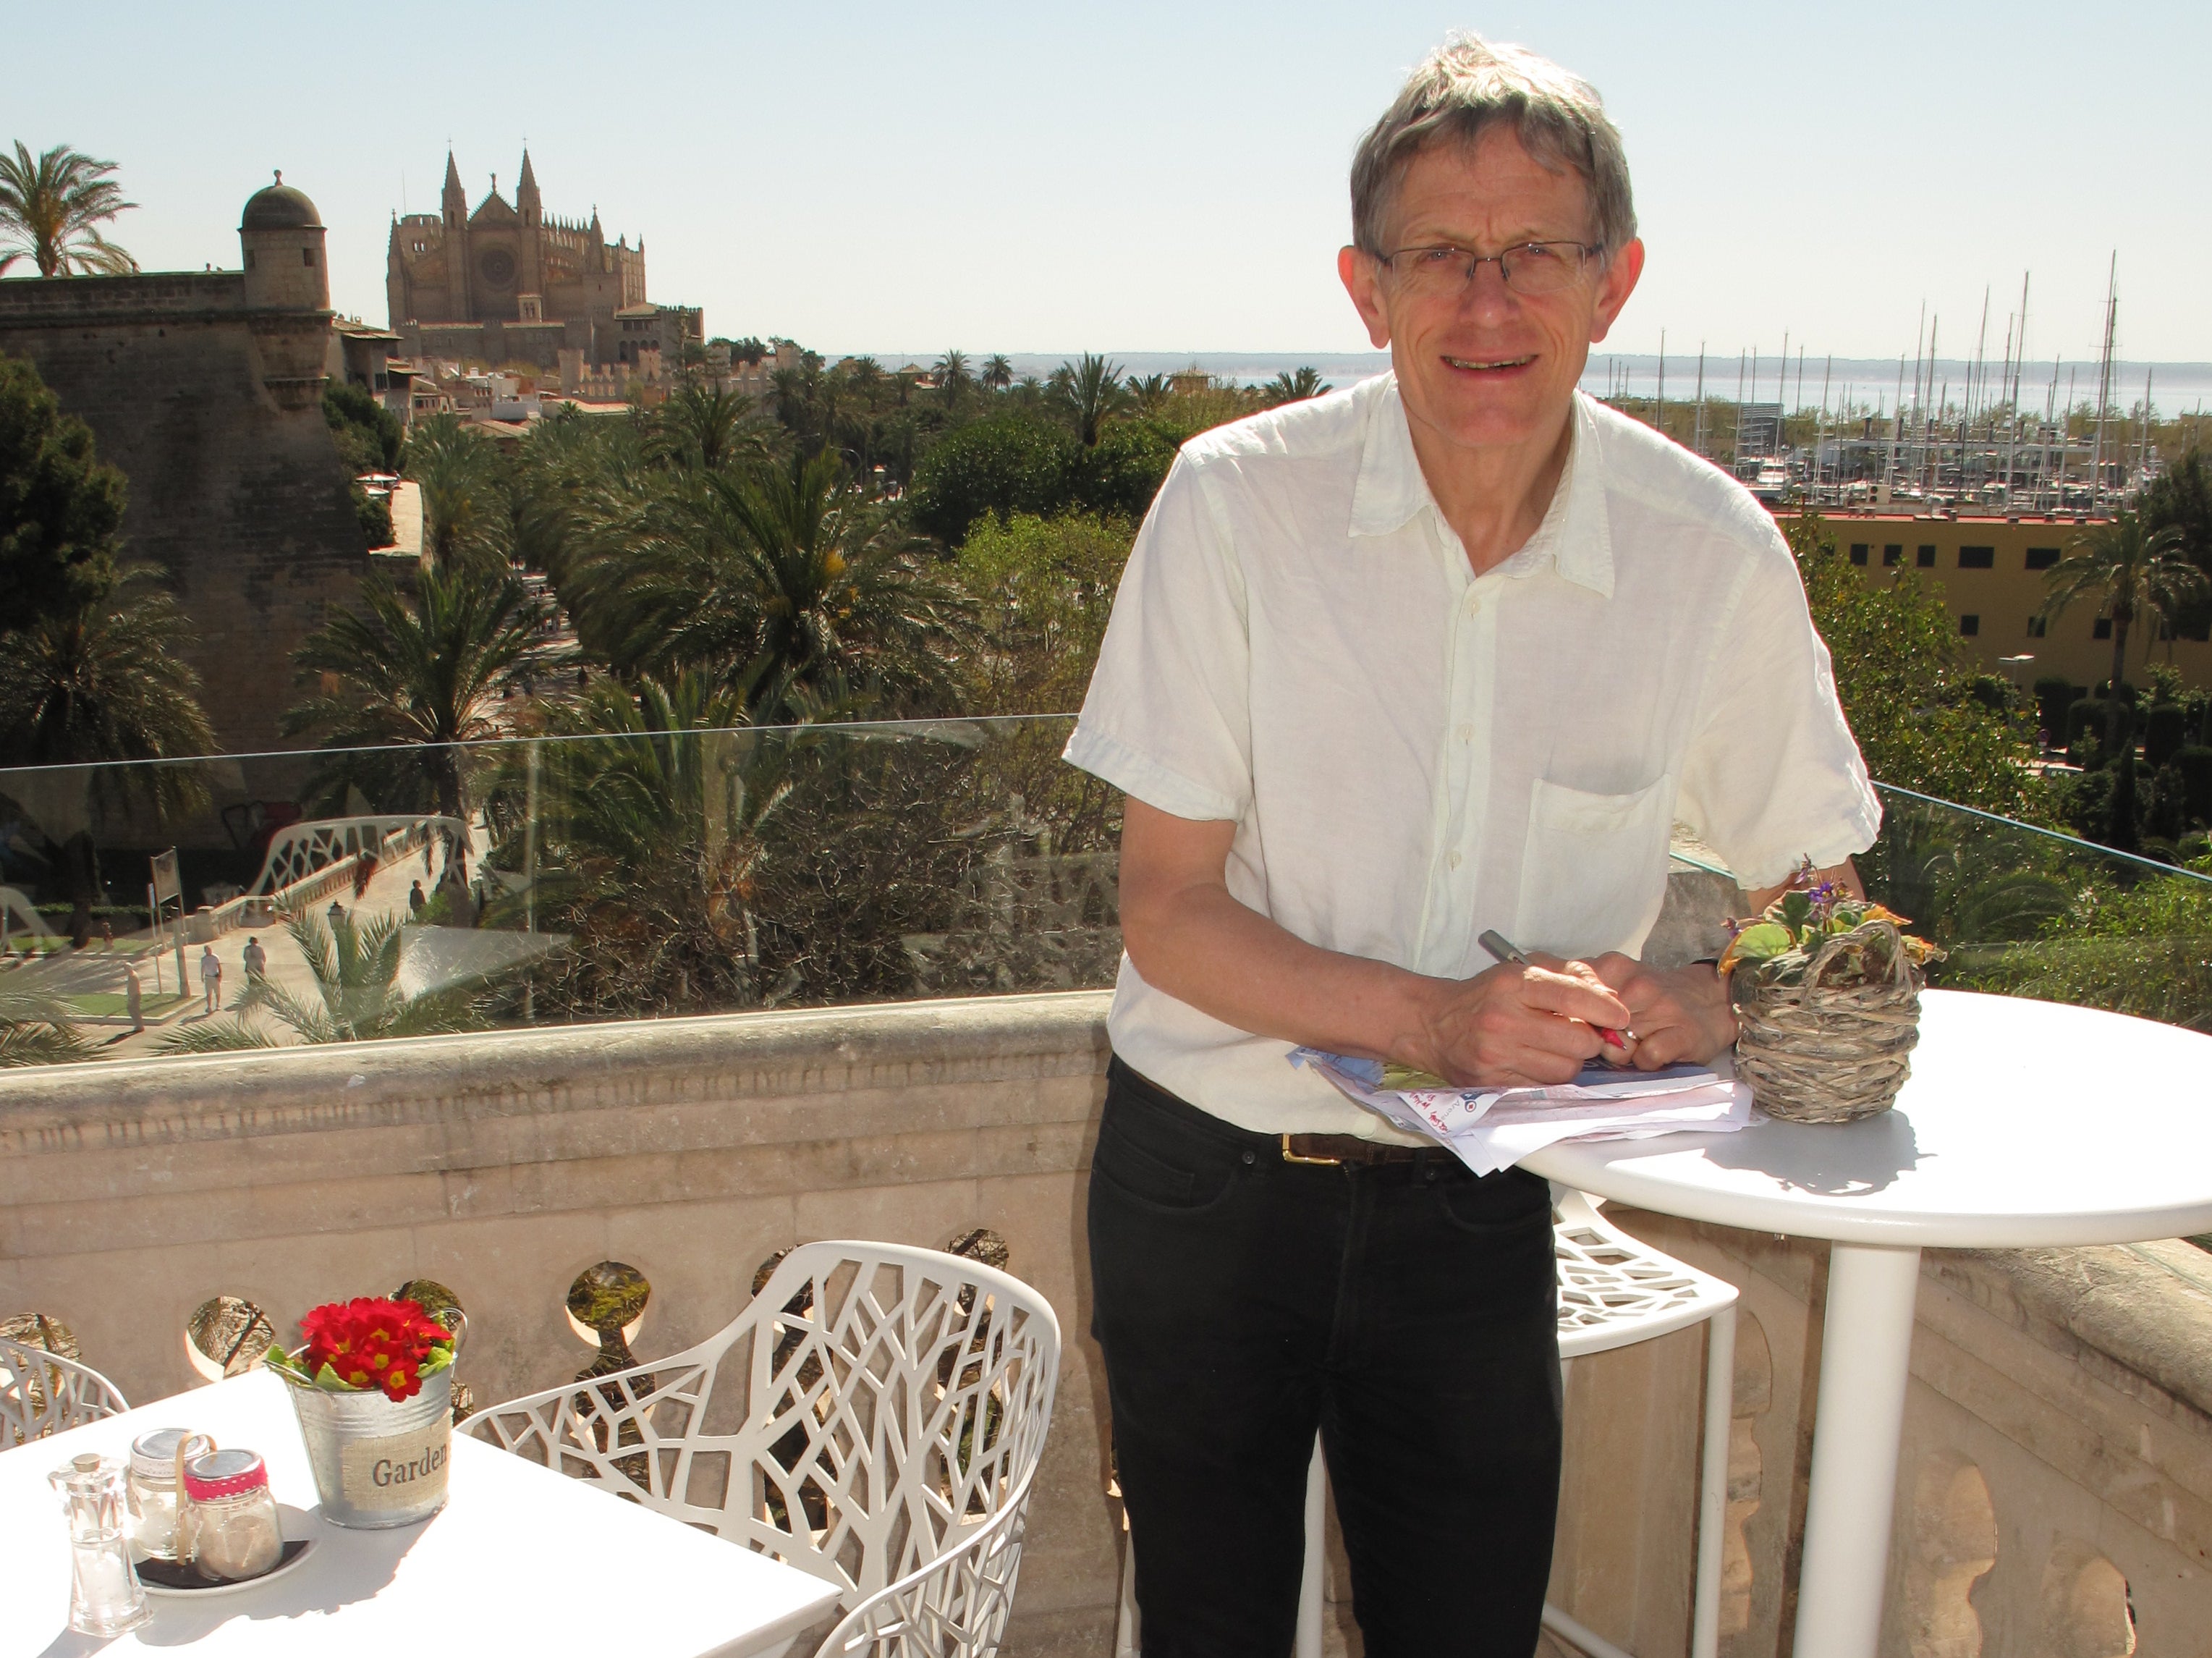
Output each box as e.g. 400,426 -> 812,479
1526,989 -> 2212,1658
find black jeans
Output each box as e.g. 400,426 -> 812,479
1090,1058 -> 1562,1658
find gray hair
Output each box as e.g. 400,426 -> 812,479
1350,34 -> 1637,258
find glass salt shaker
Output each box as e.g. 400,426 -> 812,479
127,1428 -> 211,1561
177,1448 -> 284,1583
48,1452 -> 154,1636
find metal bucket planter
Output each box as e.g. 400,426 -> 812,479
280,1368 -> 452,1528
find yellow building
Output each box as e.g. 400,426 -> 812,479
1810,510 -> 2212,691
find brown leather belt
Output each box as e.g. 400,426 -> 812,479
1279,1133 -> 1426,1167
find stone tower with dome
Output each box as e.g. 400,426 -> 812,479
0,172 -> 371,779
386,150 -> 698,370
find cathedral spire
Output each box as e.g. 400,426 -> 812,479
441,149 -> 464,199
517,148 -> 539,198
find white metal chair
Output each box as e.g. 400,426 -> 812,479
467,1240 -> 1061,1658
1113,1190 -> 1737,1658
1,1337 -> 130,1450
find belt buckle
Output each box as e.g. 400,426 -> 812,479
1280,1133 -> 1343,1167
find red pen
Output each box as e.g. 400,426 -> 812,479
1476,929 -> 1635,1052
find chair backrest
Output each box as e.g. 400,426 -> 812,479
1,1338 -> 130,1449
467,1240 -> 1061,1604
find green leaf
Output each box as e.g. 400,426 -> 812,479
1779,892 -> 1813,929
1729,922 -> 1794,963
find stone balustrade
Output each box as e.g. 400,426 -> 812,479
3,992 -> 2208,1654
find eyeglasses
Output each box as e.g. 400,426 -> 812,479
1376,241 -> 1599,298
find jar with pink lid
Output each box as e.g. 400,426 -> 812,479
175,1448 -> 284,1583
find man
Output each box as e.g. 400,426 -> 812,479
124,962 -> 144,1033
198,945 -> 223,1015
1064,35 -> 1877,1657
410,879 -> 427,919
241,935 -> 268,981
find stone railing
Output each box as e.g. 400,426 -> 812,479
4,991 -> 2209,1654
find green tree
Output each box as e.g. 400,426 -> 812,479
281,563 -> 554,819
0,566 -> 216,943
652,378 -> 779,474
2040,512 -> 2209,756
646,450 -> 971,716
0,350 -> 125,630
1260,367 -> 1333,406
980,355 -> 1014,394
1787,512 -> 2049,824
957,513 -> 1135,714
160,910 -> 486,1051
486,671 -> 795,1018
0,143 -> 135,277
404,415 -> 508,569
322,383 -> 402,546
910,415 -> 1080,546
2141,449 -> 2212,637
933,350 -> 970,408
1053,355 -> 1127,447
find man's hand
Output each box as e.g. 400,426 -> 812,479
1585,955 -> 1737,1070
1410,960 -> 1635,1088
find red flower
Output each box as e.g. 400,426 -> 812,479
297,1298 -> 453,1400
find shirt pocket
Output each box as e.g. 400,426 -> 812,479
1512,773 -> 1677,958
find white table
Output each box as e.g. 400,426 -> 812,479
1,1368 -> 841,1658
1527,989 -> 2212,1658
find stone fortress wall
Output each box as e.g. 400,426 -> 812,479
0,183 -> 370,772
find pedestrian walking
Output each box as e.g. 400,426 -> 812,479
409,879 -> 426,918
241,935 -> 267,980
124,963 -> 144,1033
198,945 -> 222,1015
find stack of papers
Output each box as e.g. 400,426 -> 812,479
1288,1049 -> 1752,1177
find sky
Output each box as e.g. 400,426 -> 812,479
13,1 -> 2210,365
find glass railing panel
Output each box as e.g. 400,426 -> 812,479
0,715 -> 1120,1065
9,729 -> 2212,1067
1863,783 -> 2212,1031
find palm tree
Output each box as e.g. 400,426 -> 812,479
933,350 -> 970,407
159,910 -> 485,1052
0,143 -> 135,277
1125,373 -> 1172,415
980,355 -> 1014,394
488,671 -> 799,1017
666,450 -> 972,716
2041,512 -> 2210,753
1053,355 -> 1127,447
1260,367 -> 1333,407
651,379 -> 779,474
405,415 -> 508,569
0,566 -> 215,944
281,562 -> 556,819
0,986 -> 89,1066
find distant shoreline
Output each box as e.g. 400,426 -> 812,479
839,350 -> 2212,415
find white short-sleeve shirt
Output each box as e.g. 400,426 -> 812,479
1066,375 -> 1880,1138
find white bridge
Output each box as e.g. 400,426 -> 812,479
248,816 -> 472,898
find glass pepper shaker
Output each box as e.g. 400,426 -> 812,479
127,1428 -> 210,1561
48,1452 -> 154,1636
177,1448 -> 284,1583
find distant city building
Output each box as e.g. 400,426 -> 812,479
0,174 -> 372,763
386,151 -> 701,370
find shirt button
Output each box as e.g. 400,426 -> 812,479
1448,850 -> 1464,870
1456,723 -> 1473,743
1465,593 -> 1482,616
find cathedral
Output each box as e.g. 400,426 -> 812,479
386,151 -> 700,370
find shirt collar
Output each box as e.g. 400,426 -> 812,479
1349,378 -> 1614,600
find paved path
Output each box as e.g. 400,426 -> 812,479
0,821 -> 485,1059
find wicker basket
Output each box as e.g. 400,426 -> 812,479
1730,918 -> 1924,1124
